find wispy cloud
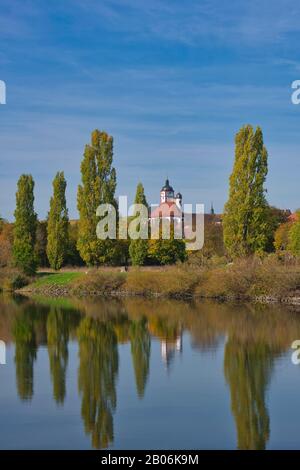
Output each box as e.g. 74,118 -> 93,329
1,0 -> 300,219
66,0 -> 300,46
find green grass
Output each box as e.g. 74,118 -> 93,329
31,272 -> 83,287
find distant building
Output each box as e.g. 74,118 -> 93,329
149,179 -> 222,239
150,179 -> 184,236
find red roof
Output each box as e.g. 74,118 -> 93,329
150,202 -> 182,218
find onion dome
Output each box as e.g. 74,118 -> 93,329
161,179 -> 174,192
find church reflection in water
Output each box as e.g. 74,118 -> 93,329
0,295 -> 299,449
161,333 -> 182,370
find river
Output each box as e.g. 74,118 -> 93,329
0,294 -> 300,449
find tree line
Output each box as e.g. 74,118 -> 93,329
1,129 -> 185,275
1,124 -> 299,275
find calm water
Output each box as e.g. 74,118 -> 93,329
1,294 -> 300,450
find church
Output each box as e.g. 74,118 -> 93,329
149,179 -> 184,236
149,179 -> 222,240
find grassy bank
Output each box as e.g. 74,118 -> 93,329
31,272 -> 82,287
14,257 -> 300,303
18,268 -> 198,299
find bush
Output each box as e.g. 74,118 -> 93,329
187,251 -> 227,269
250,256 -> 300,298
195,256 -> 300,300
195,258 -> 255,299
289,211 -> 300,256
71,270 -> 126,295
148,238 -> 186,265
0,269 -> 30,291
125,268 -> 199,297
0,221 -> 13,267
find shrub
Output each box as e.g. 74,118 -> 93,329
250,257 -> 300,298
148,237 -> 186,265
289,211 -> 300,256
125,268 -> 199,297
195,256 -> 300,300
71,270 -> 126,295
195,258 -> 258,299
274,221 -> 292,252
0,269 -> 30,291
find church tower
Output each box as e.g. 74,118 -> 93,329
160,179 -> 175,203
175,192 -> 182,208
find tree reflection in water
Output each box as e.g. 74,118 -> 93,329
12,304 -> 38,401
77,317 -> 118,449
47,306 -> 70,405
2,295 -> 300,449
224,339 -> 273,449
129,317 -> 150,398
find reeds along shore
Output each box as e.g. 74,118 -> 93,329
3,256 -> 300,304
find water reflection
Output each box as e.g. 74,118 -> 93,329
78,318 -> 118,449
13,305 -> 37,401
129,318 -> 151,398
47,307 -> 70,405
1,294 -> 300,449
224,340 -> 273,449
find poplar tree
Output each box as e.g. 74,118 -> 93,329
129,182 -> 149,266
223,125 -> 269,258
77,130 -> 117,265
13,174 -> 37,274
47,172 -> 69,270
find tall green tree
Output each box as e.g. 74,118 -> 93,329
13,174 -> 37,274
77,130 -> 117,265
223,125 -> 269,257
129,182 -> 149,266
35,220 -> 48,267
134,182 -> 148,207
65,221 -> 85,266
47,172 -> 69,270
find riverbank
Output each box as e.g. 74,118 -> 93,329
10,257 -> 300,304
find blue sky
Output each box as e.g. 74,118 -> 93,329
1,0 -> 300,220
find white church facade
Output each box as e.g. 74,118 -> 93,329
149,179 -> 184,237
